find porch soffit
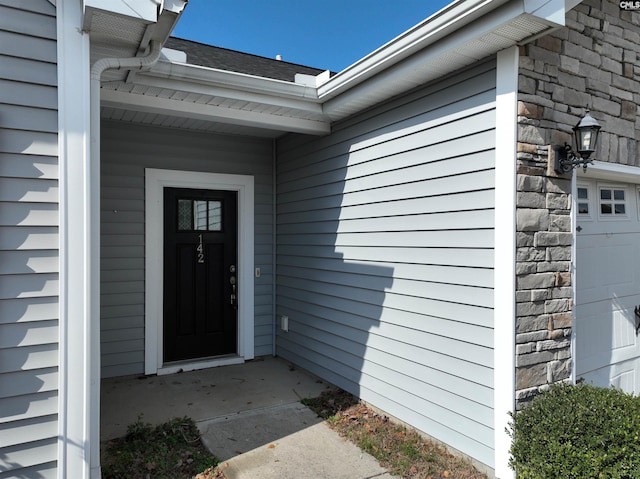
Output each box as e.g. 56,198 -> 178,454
99,64 -> 331,136
97,0 -> 565,138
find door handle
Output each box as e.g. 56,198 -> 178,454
230,274 -> 237,309
634,306 -> 640,335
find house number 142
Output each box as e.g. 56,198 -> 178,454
197,234 -> 205,263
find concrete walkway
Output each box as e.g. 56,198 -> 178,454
101,357 -> 398,478
206,402 -> 397,479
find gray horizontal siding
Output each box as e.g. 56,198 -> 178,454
276,60 -> 497,468
0,1 -> 59,477
101,120 -> 274,377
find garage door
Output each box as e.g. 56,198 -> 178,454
576,179 -> 640,394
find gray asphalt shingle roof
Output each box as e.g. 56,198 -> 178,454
165,37 -> 329,82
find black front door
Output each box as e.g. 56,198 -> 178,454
163,187 -> 238,362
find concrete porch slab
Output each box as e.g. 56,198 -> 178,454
100,356 -> 399,479
100,356 -> 330,441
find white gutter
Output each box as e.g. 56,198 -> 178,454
91,40 -> 164,82
143,61 -> 323,104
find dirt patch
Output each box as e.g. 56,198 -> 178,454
101,417 -> 217,479
304,389 -> 488,479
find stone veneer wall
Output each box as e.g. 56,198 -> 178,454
515,0 -> 640,406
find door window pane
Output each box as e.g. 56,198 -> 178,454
177,198 -> 223,231
194,200 -> 208,230
208,201 -> 222,230
178,199 -> 192,230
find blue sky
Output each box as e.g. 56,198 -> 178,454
172,0 -> 452,72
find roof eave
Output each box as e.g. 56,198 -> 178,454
319,0 -> 568,121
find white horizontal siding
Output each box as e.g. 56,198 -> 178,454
101,120 -> 274,377
0,226 -> 59,250
0,391 -> 58,424
0,1 -> 59,477
0,439 -> 57,479
0,297 -> 58,325
276,60 -> 497,468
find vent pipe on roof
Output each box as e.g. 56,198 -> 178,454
275,54 -> 282,61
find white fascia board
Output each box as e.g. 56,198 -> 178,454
162,0 -> 186,14
295,70 -> 331,87
160,48 -> 187,63
83,0 -> 159,22
101,88 -> 330,135
317,0 -> 564,105
317,0 -> 510,100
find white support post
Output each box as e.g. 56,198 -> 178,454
56,0 -> 96,477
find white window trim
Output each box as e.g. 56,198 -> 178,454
576,182 -> 593,221
493,45 -> 518,479
596,183 -> 630,221
145,168 -> 255,375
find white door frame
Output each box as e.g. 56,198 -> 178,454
145,168 -> 254,375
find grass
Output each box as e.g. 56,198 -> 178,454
302,388 -> 488,479
101,416 -> 218,479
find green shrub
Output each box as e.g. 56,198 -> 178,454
508,382 -> 640,479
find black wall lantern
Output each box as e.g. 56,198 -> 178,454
554,110 -> 601,174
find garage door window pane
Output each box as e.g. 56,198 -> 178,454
599,187 -> 626,216
577,187 -> 589,215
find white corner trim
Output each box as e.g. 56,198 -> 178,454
494,45 -> 519,479
144,169 -> 255,375
57,0 -> 95,478
570,172 -> 578,386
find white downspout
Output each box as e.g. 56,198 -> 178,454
88,40 -> 162,477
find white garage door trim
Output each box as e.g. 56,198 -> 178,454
575,161 -> 640,393
578,160 -> 640,185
